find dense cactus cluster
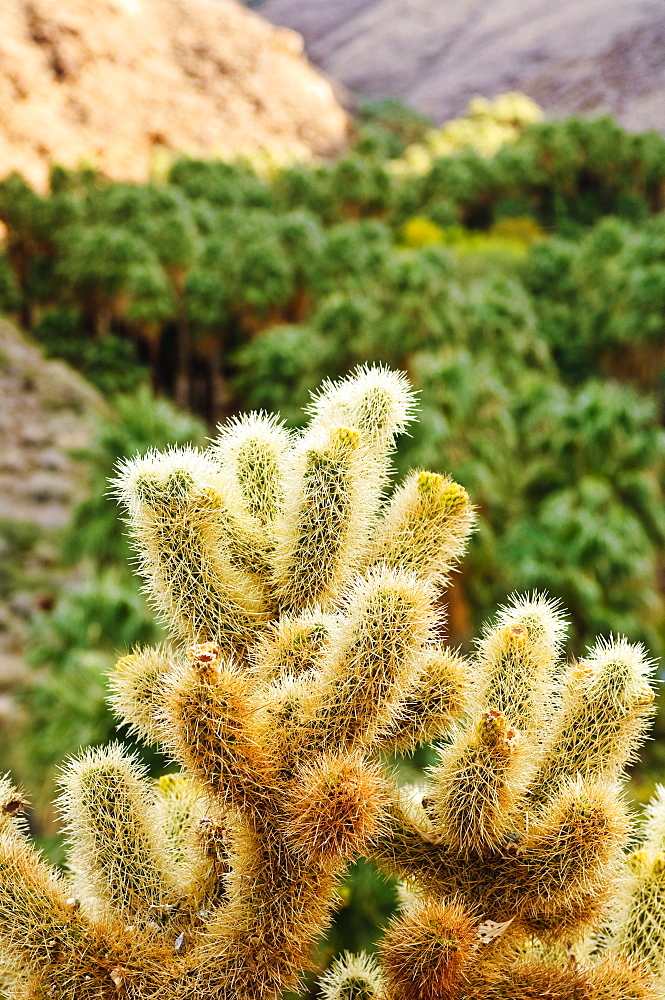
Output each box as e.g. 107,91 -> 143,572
1,365 -> 665,999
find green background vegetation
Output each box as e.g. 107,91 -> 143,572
2,96 -> 665,971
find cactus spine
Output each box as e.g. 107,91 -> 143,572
1,365 -> 664,999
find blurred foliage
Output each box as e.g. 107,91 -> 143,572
34,306 -> 148,395
400,215 -> 446,248
523,214 -> 665,385
390,92 -> 544,175
17,570 -> 164,804
1,104 -> 663,410
354,98 -> 433,159
0,519 -> 44,600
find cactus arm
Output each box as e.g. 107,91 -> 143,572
369,471 -> 475,590
271,426 -> 382,614
58,744 -> 183,921
428,709 -> 531,858
249,609 -> 335,684
530,638 -> 655,798
108,644 -> 174,744
302,567 -> 437,753
376,645 -> 471,753
162,642 -> 277,814
114,448 -> 268,649
209,411 -> 291,528
471,594 -> 567,736
183,817 -> 341,1000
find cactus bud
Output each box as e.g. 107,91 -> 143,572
319,952 -> 385,1000
283,753 -> 387,866
380,899 -> 477,1000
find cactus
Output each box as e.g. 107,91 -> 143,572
1,364 -> 664,1000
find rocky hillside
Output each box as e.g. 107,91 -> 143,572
260,0 -> 665,131
0,322 -> 103,713
0,0 -> 348,188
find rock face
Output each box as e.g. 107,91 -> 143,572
0,321 -> 103,702
0,0 -> 348,188
0,321 -> 103,530
259,0 -> 665,131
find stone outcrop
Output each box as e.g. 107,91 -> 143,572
0,0 -> 348,188
0,321 -> 103,708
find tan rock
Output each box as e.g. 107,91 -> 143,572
0,320 -> 104,529
0,0 -> 349,189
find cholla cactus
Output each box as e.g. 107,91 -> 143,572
0,365 -> 663,1000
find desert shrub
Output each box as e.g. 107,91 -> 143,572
355,97 -> 432,158
33,307 -> 148,395
233,324 -> 335,425
523,214 -> 665,390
